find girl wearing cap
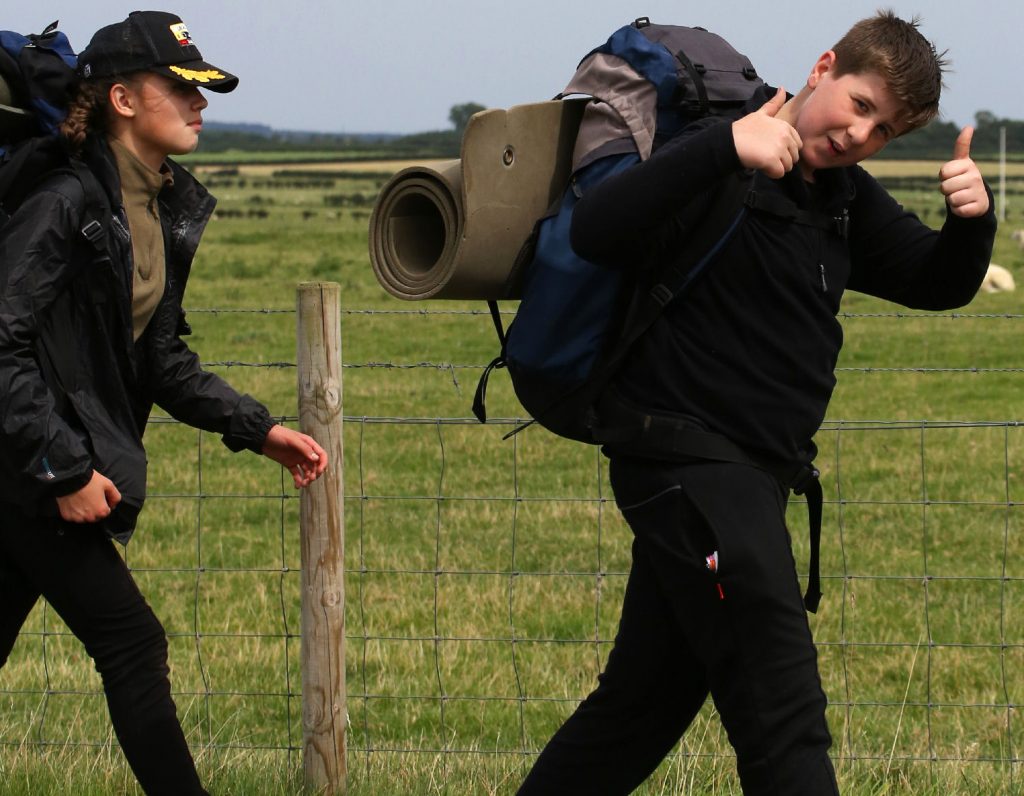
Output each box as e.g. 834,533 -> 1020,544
0,11 -> 326,795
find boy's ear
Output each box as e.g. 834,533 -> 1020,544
808,50 -> 838,88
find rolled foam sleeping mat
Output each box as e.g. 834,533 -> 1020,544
369,99 -> 586,300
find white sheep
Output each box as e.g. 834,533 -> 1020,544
982,263 -> 1016,293
1012,229 -> 1024,250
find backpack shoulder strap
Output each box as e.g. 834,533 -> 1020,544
605,169 -> 755,368
67,157 -> 111,258
16,154 -> 113,258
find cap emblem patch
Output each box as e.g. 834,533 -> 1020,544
169,22 -> 194,47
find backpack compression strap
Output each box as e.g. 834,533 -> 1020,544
472,301 -> 507,424
672,47 -> 711,116
797,472 -> 824,612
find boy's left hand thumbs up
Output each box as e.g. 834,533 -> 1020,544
952,126 -> 973,161
939,126 -> 989,218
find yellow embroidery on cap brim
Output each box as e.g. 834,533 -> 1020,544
168,65 -> 226,83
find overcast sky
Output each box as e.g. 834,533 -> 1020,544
7,1 -> 1021,134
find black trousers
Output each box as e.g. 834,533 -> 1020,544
518,458 -> 839,795
0,505 -> 208,796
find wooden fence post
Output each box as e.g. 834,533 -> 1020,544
296,282 -> 346,793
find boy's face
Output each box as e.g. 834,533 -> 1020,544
791,51 -> 906,179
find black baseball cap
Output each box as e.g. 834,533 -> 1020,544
77,10 -> 238,93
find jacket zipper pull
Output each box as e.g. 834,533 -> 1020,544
818,263 -> 828,293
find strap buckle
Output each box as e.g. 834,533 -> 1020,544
834,210 -> 850,240
790,464 -> 820,495
80,219 -> 105,246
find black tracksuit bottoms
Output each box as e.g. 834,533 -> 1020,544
0,504 -> 208,796
518,457 -> 840,795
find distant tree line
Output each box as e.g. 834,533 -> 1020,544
195,126 -> 463,158
877,111 -> 1024,160
195,104 -> 1024,161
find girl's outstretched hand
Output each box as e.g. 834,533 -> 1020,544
262,424 -> 329,488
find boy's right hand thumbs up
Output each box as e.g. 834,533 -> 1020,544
732,87 -> 802,179
760,85 -> 788,118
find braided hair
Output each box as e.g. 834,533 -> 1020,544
59,76 -> 126,154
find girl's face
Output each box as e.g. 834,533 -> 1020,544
111,73 -> 208,169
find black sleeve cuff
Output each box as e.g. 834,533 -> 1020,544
221,394 -> 277,454
47,468 -> 94,498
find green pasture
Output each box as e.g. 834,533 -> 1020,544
2,156 -> 1024,795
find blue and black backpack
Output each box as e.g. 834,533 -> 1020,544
0,22 -> 77,143
473,18 -> 767,444
0,21 -> 108,248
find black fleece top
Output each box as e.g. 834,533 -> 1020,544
571,86 -> 997,467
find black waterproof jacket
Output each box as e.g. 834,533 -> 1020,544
0,136 -> 274,541
572,85 -> 997,468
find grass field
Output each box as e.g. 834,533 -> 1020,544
1,153 -> 1024,795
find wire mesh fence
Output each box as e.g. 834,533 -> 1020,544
1,304 -> 1021,791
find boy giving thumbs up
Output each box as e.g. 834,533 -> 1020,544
734,50 -> 989,217
518,10 -> 995,796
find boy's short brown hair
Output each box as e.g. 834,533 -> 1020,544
831,9 -> 948,133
